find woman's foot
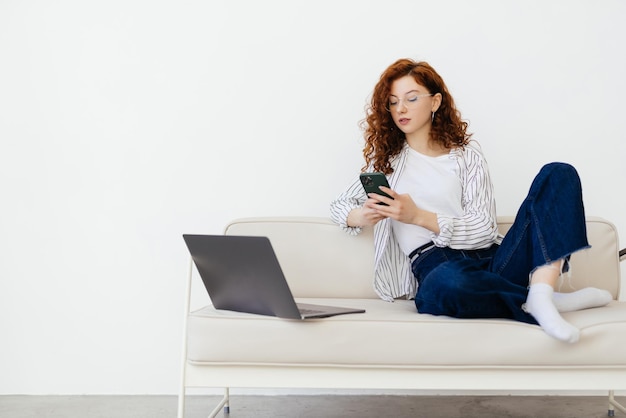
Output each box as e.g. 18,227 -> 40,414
552,288 -> 612,313
525,283 -> 580,343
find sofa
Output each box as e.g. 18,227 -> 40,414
177,216 -> 626,418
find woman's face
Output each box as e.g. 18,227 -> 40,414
388,75 -> 437,139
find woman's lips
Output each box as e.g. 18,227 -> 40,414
398,118 -> 410,125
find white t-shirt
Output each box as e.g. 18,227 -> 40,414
391,147 -> 464,256
330,140 -> 501,301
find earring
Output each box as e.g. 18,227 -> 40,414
431,112 -> 435,122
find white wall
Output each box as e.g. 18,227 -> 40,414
1,0 -> 625,395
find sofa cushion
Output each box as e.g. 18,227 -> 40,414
187,298 -> 626,368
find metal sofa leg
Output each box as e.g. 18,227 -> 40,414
609,390 -> 626,416
224,388 -> 230,414
208,388 -> 230,418
177,386 -> 186,418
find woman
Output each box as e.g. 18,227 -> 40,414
330,58 -> 611,343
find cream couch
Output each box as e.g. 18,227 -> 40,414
177,216 -> 626,418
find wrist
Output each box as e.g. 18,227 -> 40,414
347,208 -> 362,228
415,210 -> 439,234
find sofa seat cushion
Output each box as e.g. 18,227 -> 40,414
187,298 -> 626,368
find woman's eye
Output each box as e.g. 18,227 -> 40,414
407,96 -> 418,103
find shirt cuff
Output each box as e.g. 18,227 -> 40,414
340,222 -> 362,236
431,214 -> 453,247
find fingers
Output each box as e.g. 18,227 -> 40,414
378,186 -> 395,198
367,192 -> 394,207
363,186 -> 399,222
368,190 -> 418,225
358,204 -> 386,226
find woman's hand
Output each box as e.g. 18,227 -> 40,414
368,187 -> 440,233
347,204 -> 387,227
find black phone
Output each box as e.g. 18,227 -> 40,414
359,172 -> 393,205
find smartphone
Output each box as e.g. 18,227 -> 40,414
359,172 -> 393,205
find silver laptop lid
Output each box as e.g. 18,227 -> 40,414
183,234 -> 303,319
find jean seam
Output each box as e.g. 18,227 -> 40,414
530,205 -> 551,264
494,219 -> 530,276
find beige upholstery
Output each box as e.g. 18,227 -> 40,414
178,216 -> 626,418
222,216 -> 621,299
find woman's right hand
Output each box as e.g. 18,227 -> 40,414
347,203 -> 387,227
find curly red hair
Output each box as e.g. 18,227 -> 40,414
361,59 -> 471,174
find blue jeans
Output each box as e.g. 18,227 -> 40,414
412,163 -> 589,324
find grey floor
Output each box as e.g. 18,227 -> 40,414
1,395 -> 624,418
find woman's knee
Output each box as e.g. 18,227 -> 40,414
532,162 -> 582,200
540,162 -> 580,183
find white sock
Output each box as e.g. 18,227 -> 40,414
552,288 -> 612,313
524,283 -> 580,343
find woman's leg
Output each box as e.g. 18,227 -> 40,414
414,163 -> 610,338
415,256 -> 537,324
491,163 -> 589,283
490,163 -> 595,342
413,246 -> 537,324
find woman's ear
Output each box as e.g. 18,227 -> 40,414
432,92 -> 442,113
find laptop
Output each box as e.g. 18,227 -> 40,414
182,234 -> 366,319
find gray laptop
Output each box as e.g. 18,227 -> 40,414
183,234 -> 365,319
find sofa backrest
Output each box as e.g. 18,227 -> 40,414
224,216 -> 621,300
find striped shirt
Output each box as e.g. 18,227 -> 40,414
329,140 -> 503,301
